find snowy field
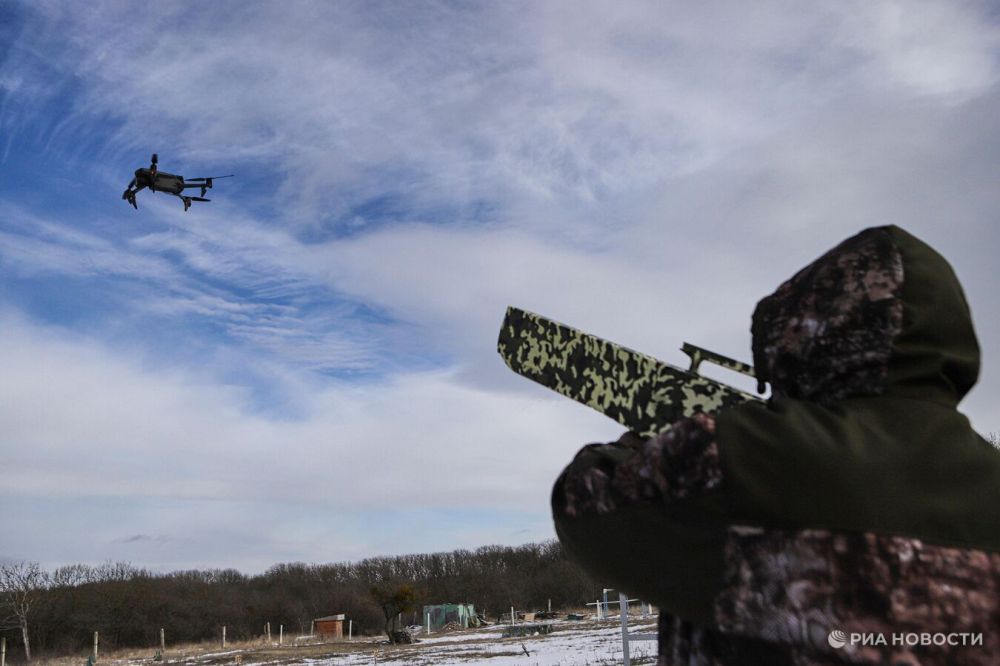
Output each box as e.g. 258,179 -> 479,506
324,620 -> 659,665
121,617 -> 659,666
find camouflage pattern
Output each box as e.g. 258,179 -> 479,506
709,526 -> 999,665
556,413 -> 721,517
658,613 -> 803,666
751,228 -> 904,404
498,307 -> 759,437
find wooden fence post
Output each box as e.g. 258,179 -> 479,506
279,625 -> 283,646
222,625 -> 226,649
266,622 -> 271,643
93,631 -> 99,661
2,636 -> 7,666
160,627 -> 165,652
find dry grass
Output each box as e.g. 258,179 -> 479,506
33,608 -> 645,665
36,635 -> 370,666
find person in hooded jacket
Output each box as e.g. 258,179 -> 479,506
552,225 -> 1000,665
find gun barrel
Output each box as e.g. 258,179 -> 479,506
498,307 -> 760,436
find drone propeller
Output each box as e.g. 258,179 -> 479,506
186,174 -> 233,197
187,196 -> 211,202
185,174 -> 234,182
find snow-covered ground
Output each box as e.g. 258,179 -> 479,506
93,617 -> 659,666
252,618 -> 659,666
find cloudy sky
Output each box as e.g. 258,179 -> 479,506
1,1 -> 998,573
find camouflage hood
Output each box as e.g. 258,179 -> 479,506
718,225 -> 1000,554
750,225 -> 980,407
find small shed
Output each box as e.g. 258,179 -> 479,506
423,603 -> 476,630
314,614 -> 345,638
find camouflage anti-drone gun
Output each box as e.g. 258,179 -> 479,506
497,307 -> 762,437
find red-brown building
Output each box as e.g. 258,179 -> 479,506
313,614 -> 345,638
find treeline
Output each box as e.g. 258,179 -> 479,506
0,540 -> 599,662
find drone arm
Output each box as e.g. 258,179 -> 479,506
183,175 -> 230,197
123,178 -> 147,194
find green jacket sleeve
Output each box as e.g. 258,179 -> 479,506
551,414 -> 730,626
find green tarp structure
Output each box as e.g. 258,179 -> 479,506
423,603 -> 477,630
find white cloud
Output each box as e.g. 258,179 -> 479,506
2,0 -> 999,569
21,1 -> 994,226
0,311 -> 619,507
840,0 -> 1000,99
0,204 -> 175,281
0,309 -> 622,567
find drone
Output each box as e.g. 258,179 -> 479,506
122,154 -> 233,211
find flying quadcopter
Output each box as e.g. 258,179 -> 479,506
122,154 -> 234,211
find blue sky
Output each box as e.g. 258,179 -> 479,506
2,0 -> 999,572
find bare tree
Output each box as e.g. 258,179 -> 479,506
988,432 -> 999,449
0,561 -> 49,661
51,563 -> 94,588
